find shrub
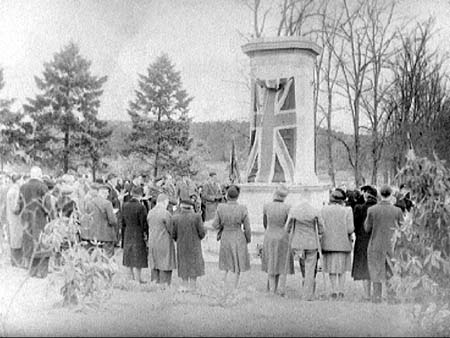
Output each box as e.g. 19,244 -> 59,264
391,150 -> 450,334
42,202 -> 117,308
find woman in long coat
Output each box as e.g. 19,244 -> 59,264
172,199 -> 206,291
212,185 -> 251,289
147,193 -> 176,286
321,189 -> 355,299
121,186 -> 148,283
261,184 -> 294,295
351,186 -> 377,300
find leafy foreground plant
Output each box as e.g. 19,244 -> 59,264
391,150 -> 450,335
42,212 -> 118,309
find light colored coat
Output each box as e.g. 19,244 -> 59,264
287,201 -> 324,251
262,200 -> 294,275
212,200 -> 251,273
364,200 -> 404,282
80,195 -> 118,242
147,205 -> 176,271
320,203 -> 354,252
6,183 -> 22,249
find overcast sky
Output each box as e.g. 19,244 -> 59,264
0,0 -> 449,132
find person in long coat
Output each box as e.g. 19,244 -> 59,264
6,174 -> 23,267
364,185 -> 404,303
79,183 -> 118,258
212,184 -> 251,289
321,189 -> 355,299
147,193 -> 176,286
261,184 -> 294,296
285,198 -> 324,301
121,186 -> 148,283
172,199 -> 206,291
351,185 -> 378,300
14,166 -> 53,277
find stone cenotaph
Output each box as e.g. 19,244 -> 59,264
238,37 -> 330,231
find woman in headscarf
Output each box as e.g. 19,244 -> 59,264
320,188 -> 355,300
261,184 -> 294,296
212,184 -> 251,289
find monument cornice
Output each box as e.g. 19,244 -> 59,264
242,36 -> 322,56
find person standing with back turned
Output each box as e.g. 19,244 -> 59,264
147,193 -> 176,286
364,184 -> 403,303
212,185 -> 251,290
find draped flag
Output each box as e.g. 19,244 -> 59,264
229,138 -> 241,183
246,77 -> 296,183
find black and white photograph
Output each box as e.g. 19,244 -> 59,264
0,0 -> 449,336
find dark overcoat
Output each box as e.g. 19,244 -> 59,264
16,178 -> 53,259
351,196 -> 377,280
212,200 -> 251,273
172,207 -> 206,279
364,201 -> 403,282
121,198 -> 148,268
261,199 -> 294,275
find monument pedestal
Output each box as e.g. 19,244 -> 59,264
238,183 -> 330,233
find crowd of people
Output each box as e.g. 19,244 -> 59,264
0,165 -> 413,303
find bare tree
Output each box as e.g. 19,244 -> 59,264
242,0 -> 272,38
328,0 -> 372,187
359,0 -> 398,185
386,18 -> 449,176
313,1 -> 344,187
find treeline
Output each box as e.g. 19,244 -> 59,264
106,119 -> 368,177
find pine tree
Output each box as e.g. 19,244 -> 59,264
24,42 -> 108,173
127,53 -> 193,178
0,69 -> 28,171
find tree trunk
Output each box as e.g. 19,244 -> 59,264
64,127 -> 70,173
153,146 -> 159,179
371,131 -> 378,186
153,109 -> 162,179
353,104 -> 361,188
326,93 -> 336,187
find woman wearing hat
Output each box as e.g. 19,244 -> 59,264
261,184 -> 294,295
352,185 -> 378,300
172,198 -> 206,291
212,184 -> 251,289
320,188 -> 355,299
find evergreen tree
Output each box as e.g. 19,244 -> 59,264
127,53 -> 193,178
24,42 -> 108,173
0,69 -> 28,171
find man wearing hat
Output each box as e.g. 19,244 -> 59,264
79,182 -> 118,258
200,172 -> 223,222
352,185 -> 378,300
364,184 -> 404,303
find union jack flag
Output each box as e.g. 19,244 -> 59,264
246,77 -> 296,183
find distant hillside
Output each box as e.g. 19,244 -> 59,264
106,119 -> 359,178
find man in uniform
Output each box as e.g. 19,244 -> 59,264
200,172 -> 223,222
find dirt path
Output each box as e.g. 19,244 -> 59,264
0,251 -> 420,337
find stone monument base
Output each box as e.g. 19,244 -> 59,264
238,183 -> 330,233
